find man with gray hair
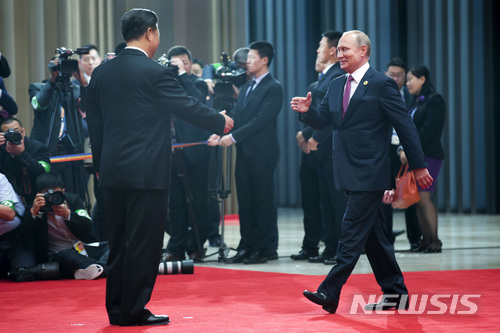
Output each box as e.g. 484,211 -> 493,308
291,30 -> 432,313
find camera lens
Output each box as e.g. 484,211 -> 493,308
158,260 -> 194,274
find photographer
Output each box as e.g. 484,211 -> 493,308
163,45 -> 213,262
18,173 -> 108,280
0,118 -> 51,206
29,50 -> 90,205
202,47 -> 250,98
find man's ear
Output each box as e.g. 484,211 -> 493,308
263,56 -> 269,67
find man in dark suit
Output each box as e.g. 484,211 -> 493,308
209,41 -> 283,265
163,45 -> 213,261
384,57 -> 421,249
291,30 -> 433,313
292,31 -> 347,265
85,9 -> 233,326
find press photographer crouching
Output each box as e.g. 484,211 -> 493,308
9,173 -> 109,281
0,118 -> 51,206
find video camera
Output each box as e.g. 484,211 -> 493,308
40,189 -> 66,213
212,52 -> 247,111
157,54 -> 179,77
48,47 -> 90,75
214,52 -> 247,87
3,129 -> 22,145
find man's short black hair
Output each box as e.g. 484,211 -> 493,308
121,8 -> 158,42
322,31 -> 343,48
386,57 -> 407,72
249,41 -> 274,67
79,44 -> 99,59
166,45 -> 192,61
0,117 -> 23,129
114,42 -> 127,55
192,58 -> 204,67
36,173 -> 65,191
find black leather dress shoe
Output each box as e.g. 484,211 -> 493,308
268,251 -> 279,260
291,249 -> 318,260
303,290 -> 338,313
224,249 -> 251,264
137,314 -> 170,326
243,251 -> 267,264
324,256 -> 337,265
364,295 -> 409,311
308,254 -> 329,263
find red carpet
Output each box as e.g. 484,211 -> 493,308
224,214 -> 239,226
0,267 -> 498,332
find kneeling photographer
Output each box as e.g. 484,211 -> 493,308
11,173 -> 109,281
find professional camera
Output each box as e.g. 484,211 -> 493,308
40,189 -> 66,213
214,52 -> 246,87
157,54 -> 179,76
3,128 -> 22,145
47,47 -> 90,75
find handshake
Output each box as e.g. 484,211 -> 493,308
209,110 -> 235,147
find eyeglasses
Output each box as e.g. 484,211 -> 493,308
388,72 -> 405,80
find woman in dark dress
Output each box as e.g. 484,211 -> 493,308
399,64 -> 445,253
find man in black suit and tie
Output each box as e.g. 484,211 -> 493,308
292,31 -> 347,264
384,57 -> 421,250
209,41 -> 283,265
85,9 -> 233,326
291,30 -> 433,313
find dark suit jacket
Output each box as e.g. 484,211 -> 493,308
0,55 -> 10,78
410,92 -> 446,159
301,66 -> 426,191
0,77 -> 17,117
85,48 -> 226,190
173,73 -> 212,164
302,62 -> 345,160
231,73 -> 283,157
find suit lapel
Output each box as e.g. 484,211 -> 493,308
343,68 -> 374,122
244,74 -> 271,108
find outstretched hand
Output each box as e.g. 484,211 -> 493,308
220,110 -> 234,134
290,92 -> 312,113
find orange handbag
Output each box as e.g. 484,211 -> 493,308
391,164 -> 420,209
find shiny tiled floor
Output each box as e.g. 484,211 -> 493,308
172,208 -> 500,276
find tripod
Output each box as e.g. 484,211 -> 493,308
204,145 -> 237,262
46,75 -> 90,210
169,147 -> 205,262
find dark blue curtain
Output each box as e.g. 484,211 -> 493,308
245,0 -> 497,213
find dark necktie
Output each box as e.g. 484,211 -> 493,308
318,72 -> 324,81
244,80 -> 256,107
342,75 -> 354,119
